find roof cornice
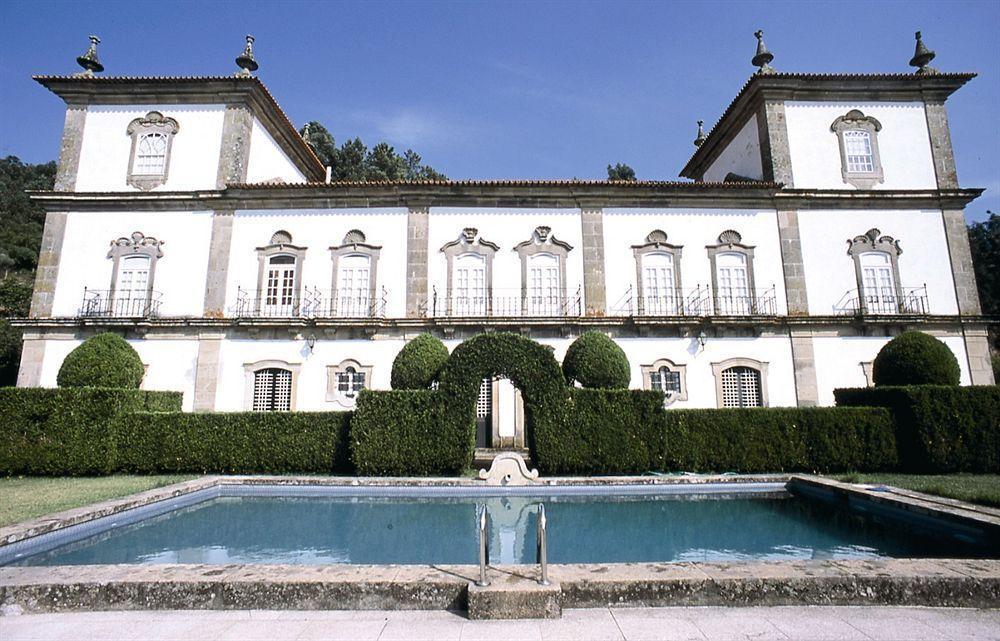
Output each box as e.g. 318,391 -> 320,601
33,75 -> 326,182
27,185 -> 982,212
680,72 -> 977,180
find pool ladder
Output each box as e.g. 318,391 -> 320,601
476,503 -> 549,587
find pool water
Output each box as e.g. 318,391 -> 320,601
9,490 -> 995,566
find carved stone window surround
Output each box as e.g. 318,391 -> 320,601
243,359 -> 301,411
255,230 -> 308,314
706,230 -> 757,314
514,226 -> 573,306
107,231 -> 164,305
640,358 -> 688,405
440,228 -> 499,315
846,228 -> 904,313
632,230 -> 684,315
831,110 -> 885,189
126,111 -> 180,191
326,358 -> 374,409
711,357 -> 769,408
330,230 -> 382,316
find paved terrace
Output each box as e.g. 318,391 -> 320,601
2,606 -> 999,640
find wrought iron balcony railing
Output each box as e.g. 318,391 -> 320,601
713,286 -> 778,316
421,286 -> 583,318
612,285 -> 777,317
231,286 -> 388,319
834,286 -> 929,316
78,288 -> 162,318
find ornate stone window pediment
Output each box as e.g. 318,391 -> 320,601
107,231 -> 165,312
831,109 -> 884,189
514,226 -> 573,315
706,230 -> 757,315
126,111 -> 180,191
440,228 -> 499,315
846,228 -> 904,314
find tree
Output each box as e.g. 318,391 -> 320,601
872,331 -> 961,387
607,163 -> 636,181
298,121 -> 446,182
57,332 -> 145,389
562,331 -> 630,389
968,211 -> 999,317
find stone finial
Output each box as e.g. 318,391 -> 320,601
909,31 -> 938,75
74,35 -> 104,77
693,120 -> 707,147
235,34 -> 259,77
752,30 -> 775,74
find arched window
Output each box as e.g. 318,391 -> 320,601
453,252 -> 487,316
126,111 -> 179,190
326,359 -> 373,408
337,254 -> 372,317
526,252 -> 560,316
642,252 -> 677,315
252,367 -> 293,411
712,358 -> 768,408
843,130 -> 874,174
715,252 -> 750,314
641,358 -> 688,405
264,254 -> 298,315
117,255 -> 151,315
847,229 -> 904,315
104,231 -> 164,317
831,110 -> 884,189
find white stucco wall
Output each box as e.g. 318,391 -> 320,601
812,333 -> 970,406
51,211 -> 214,317
427,209 -> 585,312
225,209 -> 409,317
245,117 -> 308,184
602,208 -> 787,316
74,105 -> 225,192
798,209 -> 957,316
784,101 -> 937,190
702,115 -> 763,182
36,337 -> 199,411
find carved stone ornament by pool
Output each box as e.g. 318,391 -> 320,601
479,452 -> 540,486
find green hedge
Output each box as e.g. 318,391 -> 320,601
835,385 -> 1000,473
0,387 -> 182,475
350,390 -> 456,476
391,333 -> 450,390
872,331 -> 961,386
542,389 -> 666,474
562,331 -> 630,389
57,333 -> 145,389
117,411 -> 351,474
662,407 -> 898,474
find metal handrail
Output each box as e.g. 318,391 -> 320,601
536,503 -> 549,586
476,505 -> 490,587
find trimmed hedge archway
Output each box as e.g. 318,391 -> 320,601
437,332 -> 569,467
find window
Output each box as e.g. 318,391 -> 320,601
330,230 -> 381,317
641,358 -> 687,405
632,230 -> 685,316
326,359 -> 374,408
707,230 -> 757,316
126,111 -> 179,190
440,228 -> 497,317
831,110 -> 884,189
104,231 -> 164,317
712,358 -> 769,408
256,231 -> 307,317
847,228 -> 904,315
515,226 -> 573,317
252,368 -> 293,411
245,360 -> 300,411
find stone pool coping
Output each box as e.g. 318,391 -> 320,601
1,474 -> 998,615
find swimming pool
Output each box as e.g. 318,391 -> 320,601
4,481 -> 996,567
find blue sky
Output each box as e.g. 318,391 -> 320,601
1,0 -> 997,221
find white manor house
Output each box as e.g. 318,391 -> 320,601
16,34 -> 994,446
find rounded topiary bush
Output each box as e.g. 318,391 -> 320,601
872,331 -> 961,387
391,333 -> 450,389
57,332 -> 144,389
562,331 -> 630,389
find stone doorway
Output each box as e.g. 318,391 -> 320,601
475,376 -> 526,450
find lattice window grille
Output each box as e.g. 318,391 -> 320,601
720,366 -> 762,408
135,133 -> 168,175
476,378 -> 492,418
253,367 -> 292,411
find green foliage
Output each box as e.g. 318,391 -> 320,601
561,331 -> 630,389
662,407 -> 897,474
0,388 -> 181,475
872,331 -> 961,386
967,212 -> 999,316
299,121 -> 446,181
0,276 -> 33,386
544,389 -> 666,474
391,333 -> 450,389
350,390 -> 452,475
835,385 -> 1000,473
57,333 -> 145,389
0,156 -> 56,276
117,411 -> 351,474
607,163 -> 636,181
438,332 -> 569,472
